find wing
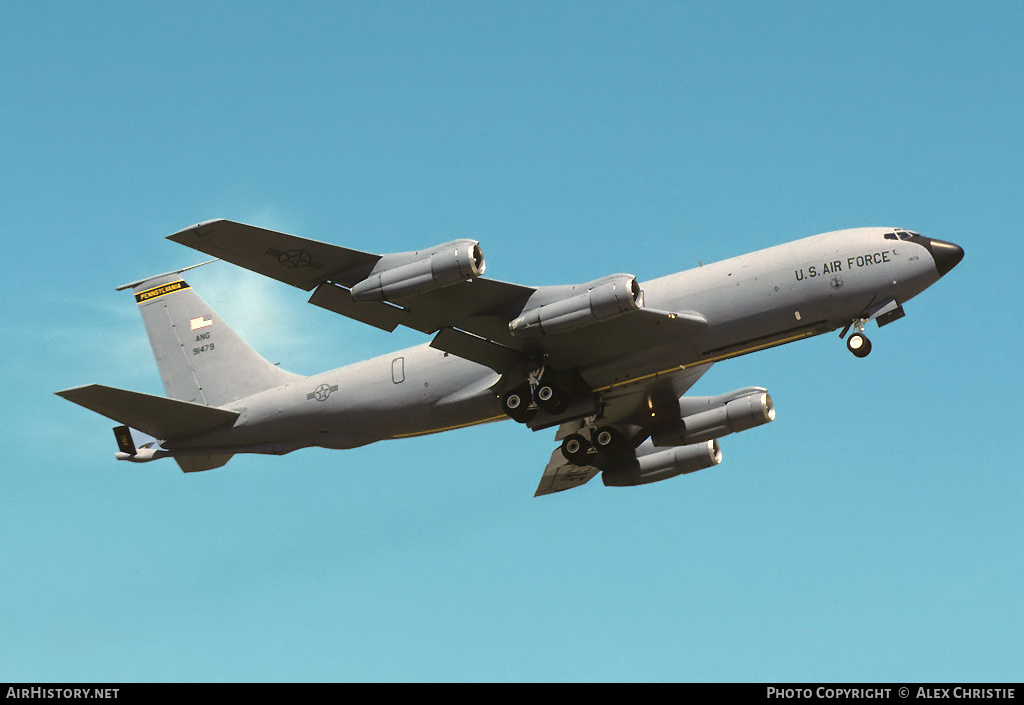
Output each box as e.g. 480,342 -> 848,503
168,219 -> 382,290
169,220 -> 707,380
168,219 -> 536,339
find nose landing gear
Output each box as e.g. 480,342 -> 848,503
846,330 -> 872,358
840,318 -> 872,358
840,298 -> 908,358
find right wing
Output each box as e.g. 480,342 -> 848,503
168,219 -> 537,341
167,219 -> 382,291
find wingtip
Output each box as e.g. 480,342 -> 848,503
166,218 -> 229,242
55,383 -> 96,398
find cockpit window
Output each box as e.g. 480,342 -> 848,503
884,230 -> 920,241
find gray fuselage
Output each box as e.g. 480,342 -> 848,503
170,227 -> 950,455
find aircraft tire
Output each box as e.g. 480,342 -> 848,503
560,434 -> 591,465
593,426 -> 626,457
536,383 -> 569,415
847,332 -> 872,358
501,385 -> 535,423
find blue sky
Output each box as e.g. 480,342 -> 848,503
2,1 -> 1022,682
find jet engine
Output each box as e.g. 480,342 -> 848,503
602,439 -> 722,487
349,239 -> 485,302
652,388 -> 776,446
508,275 -> 642,336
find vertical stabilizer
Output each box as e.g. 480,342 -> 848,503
130,272 -> 302,406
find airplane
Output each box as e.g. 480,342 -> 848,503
56,220 -> 964,495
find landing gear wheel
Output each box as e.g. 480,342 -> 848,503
560,433 -> 591,465
847,332 -> 872,358
536,383 -> 569,415
501,385 -> 535,423
592,426 -> 626,457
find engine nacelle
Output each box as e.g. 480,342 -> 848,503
683,391 -> 775,445
508,275 -> 642,336
650,389 -> 775,447
349,239 -> 485,302
602,440 -> 722,487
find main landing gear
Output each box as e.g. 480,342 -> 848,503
499,371 -> 571,423
560,433 -> 590,464
559,425 -> 627,465
500,383 -> 534,423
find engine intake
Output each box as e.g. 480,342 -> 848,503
602,440 -> 722,487
508,275 -> 642,336
350,239 -> 485,302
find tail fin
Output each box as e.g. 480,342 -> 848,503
127,268 -> 302,406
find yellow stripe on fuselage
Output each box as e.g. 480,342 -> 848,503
393,330 -> 819,438
391,414 -> 507,439
593,328 -> 819,392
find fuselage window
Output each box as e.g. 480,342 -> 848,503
392,357 -> 405,384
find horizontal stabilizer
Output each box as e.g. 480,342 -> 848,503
56,384 -> 239,440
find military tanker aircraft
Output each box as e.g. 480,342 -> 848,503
57,220 -> 963,495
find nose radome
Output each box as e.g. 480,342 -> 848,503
927,238 -> 965,276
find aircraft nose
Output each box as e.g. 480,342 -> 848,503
926,238 -> 965,276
